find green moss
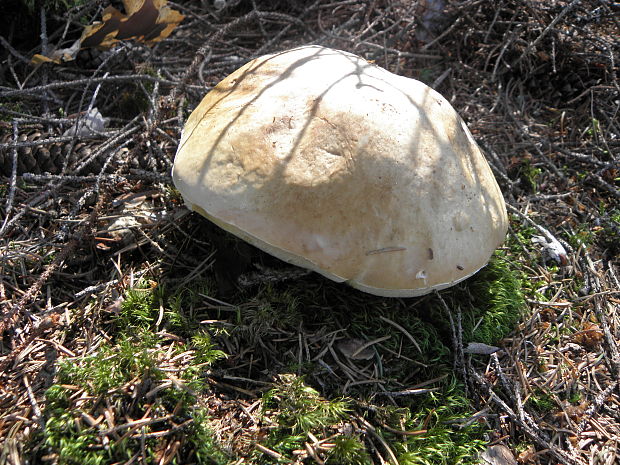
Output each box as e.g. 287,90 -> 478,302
190,408 -> 232,465
56,332 -> 163,395
117,281 -> 162,331
42,334 -> 228,463
568,390 -> 582,405
39,233 -> 527,465
504,217 -> 537,257
262,374 -> 349,433
239,252 -> 524,464
44,413 -> 109,465
38,281 -> 230,464
165,278 -> 225,335
370,379 -> 487,465
256,375 -> 488,464
512,157 -> 542,192
463,256 -> 526,344
253,375 -> 354,462
191,331 -> 228,365
42,387 -> 227,465
327,437 -> 372,465
247,286 -> 303,329
43,386 -> 132,465
528,388 -> 556,413
567,224 -> 596,249
403,255 -> 526,358
118,279 -> 224,337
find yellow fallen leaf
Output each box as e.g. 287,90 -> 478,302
31,40 -> 81,64
81,0 -> 184,49
31,0 -> 184,64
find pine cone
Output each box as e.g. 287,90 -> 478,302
122,132 -> 175,173
0,129 -> 103,176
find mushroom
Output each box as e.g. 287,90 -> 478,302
172,45 -> 508,297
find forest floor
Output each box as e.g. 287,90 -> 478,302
1,1 -> 619,464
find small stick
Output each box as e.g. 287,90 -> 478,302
0,121 -> 19,235
255,443 -> 283,460
379,315 -> 422,354
0,313 -> 61,374
357,416 -> 400,465
0,75 -> 191,99
351,335 -> 391,359
511,0 -> 581,67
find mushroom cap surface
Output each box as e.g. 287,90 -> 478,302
172,45 -> 508,297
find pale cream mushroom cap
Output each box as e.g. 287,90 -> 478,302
172,45 -> 508,297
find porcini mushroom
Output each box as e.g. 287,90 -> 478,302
172,45 -> 508,297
